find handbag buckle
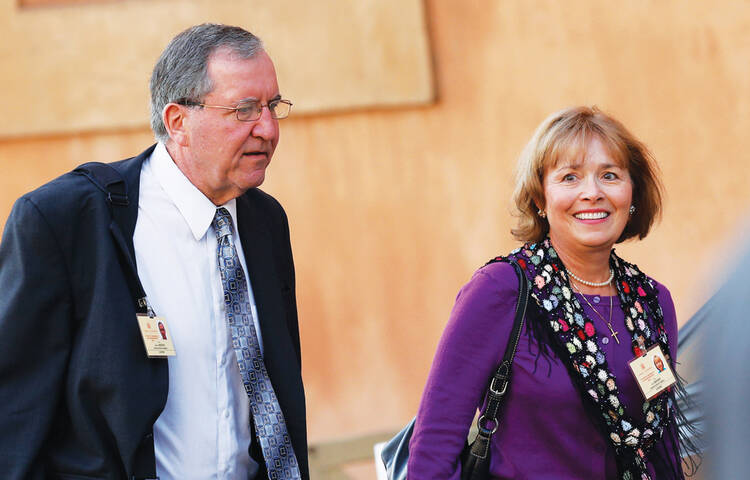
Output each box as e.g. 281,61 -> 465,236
489,376 -> 508,396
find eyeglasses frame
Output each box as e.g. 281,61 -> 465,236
177,98 -> 293,121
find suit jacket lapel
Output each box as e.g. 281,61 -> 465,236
235,193 -> 302,402
228,191 -> 309,477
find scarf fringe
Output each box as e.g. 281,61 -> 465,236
526,304 -> 555,377
648,406 -> 684,480
645,276 -> 703,478
672,368 -> 703,476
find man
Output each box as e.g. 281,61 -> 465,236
0,24 -> 308,479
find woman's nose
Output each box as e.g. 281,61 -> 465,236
580,175 -> 604,200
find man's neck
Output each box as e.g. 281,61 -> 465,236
164,142 -> 234,206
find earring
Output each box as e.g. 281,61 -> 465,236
538,209 -> 546,218
629,205 -> 636,215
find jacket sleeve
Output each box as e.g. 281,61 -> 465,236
407,262 -> 520,479
0,197 -> 74,478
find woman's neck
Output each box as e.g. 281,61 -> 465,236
550,238 -> 615,295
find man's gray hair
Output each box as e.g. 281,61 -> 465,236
149,23 -> 264,143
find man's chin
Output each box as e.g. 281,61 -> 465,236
239,170 -> 267,191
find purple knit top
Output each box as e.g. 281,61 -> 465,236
407,261 -> 680,479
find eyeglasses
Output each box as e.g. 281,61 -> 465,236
179,98 -> 293,121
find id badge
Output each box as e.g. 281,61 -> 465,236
628,344 -> 676,400
136,314 -> 176,358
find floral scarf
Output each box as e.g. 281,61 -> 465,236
502,238 -> 684,480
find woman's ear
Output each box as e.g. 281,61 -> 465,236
534,197 -> 546,217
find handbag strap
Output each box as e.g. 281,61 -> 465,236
476,258 -> 529,436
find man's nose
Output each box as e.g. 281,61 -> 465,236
251,106 -> 278,141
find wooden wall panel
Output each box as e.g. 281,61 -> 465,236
0,0 -> 433,137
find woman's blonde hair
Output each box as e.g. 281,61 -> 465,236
511,106 -> 663,243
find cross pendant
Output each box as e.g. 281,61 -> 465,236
608,324 -> 620,344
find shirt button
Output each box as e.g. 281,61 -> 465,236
224,409 -> 230,418
593,296 -> 601,304
602,336 -> 610,345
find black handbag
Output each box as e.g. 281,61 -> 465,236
381,259 -> 529,480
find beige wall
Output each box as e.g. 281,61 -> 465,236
2,0 -> 750,457
0,0 -> 432,136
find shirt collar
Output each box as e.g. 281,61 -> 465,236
150,142 -> 239,241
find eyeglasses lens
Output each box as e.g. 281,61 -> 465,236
236,101 -> 291,121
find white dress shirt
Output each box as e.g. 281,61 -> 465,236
133,142 -> 263,479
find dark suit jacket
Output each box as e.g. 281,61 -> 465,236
0,145 -> 308,479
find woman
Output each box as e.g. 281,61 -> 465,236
408,107 -> 697,479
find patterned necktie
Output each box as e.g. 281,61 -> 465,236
213,207 -> 301,480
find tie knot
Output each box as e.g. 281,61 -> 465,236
213,207 -> 234,239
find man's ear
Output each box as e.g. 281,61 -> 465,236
163,103 -> 190,146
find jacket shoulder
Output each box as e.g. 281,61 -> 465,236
241,188 -> 289,228
244,187 -> 285,213
19,147 -> 151,216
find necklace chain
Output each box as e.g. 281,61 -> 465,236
570,280 -> 620,344
566,268 -> 614,287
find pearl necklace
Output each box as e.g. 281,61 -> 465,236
566,268 -> 614,287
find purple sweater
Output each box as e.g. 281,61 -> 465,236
408,261 -> 680,479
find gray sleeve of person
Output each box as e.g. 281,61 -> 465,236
703,242 -> 750,478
